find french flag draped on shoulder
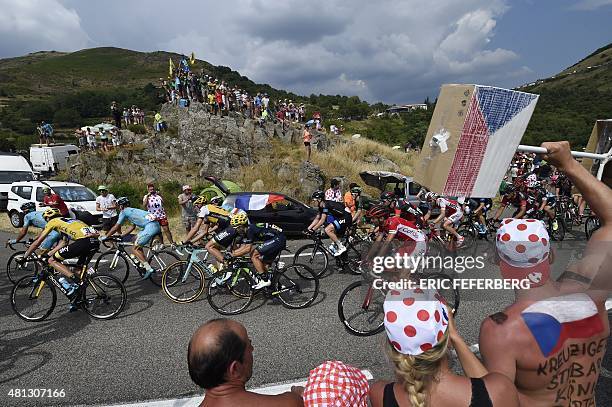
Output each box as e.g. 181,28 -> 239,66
234,194 -> 285,211
521,293 -> 604,357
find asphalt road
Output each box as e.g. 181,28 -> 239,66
0,228 -> 610,407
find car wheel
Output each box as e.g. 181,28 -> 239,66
9,210 -> 23,228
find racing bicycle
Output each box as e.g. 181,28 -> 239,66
11,252 -> 126,321
161,243 -> 216,303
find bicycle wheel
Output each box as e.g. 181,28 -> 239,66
338,280 -> 385,336
585,216 -> 600,240
457,225 -> 476,250
207,269 -> 254,315
421,272 -> 460,316
293,243 -> 329,278
94,251 -> 130,283
11,276 -> 57,322
147,250 -> 180,287
275,264 -> 319,309
7,251 -> 39,284
80,274 -> 127,320
343,240 -> 370,275
162,261 -> 206,303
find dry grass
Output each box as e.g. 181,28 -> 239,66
236,136 -> 416,200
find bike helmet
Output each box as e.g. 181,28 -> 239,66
526,173 -> 538,188
210,196 -> 224,206
21,202 -> 36,212
193,195 -> 208,206
424,192 -> 438,201
366,205 -> 391,219
116,196 -> 130,207
350,186 -> 362,195
311,190 -> 324,200
229,210 -> 249,227
42,208 -> 61,221
380,191 -> 395,201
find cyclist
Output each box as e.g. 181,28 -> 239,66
307,190 -> 352,256
397,201 -> 424,227
425,192 -> 464,246
226,211 -> 287,289
466,197 -> 493,237
525,181 -> 558,230
8,202 -> 62,251
379,191 -> 398,214
102,197 -> 161,280
205,207 -> 246,275
183,195 -> 230,245
21,208 -> 100,296
492,185 -> 527,221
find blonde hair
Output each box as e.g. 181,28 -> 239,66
386,332 -> 449,407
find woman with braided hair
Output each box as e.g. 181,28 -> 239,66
369,288 -> 519,407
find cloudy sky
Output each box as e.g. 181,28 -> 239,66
0,0 -> 610,103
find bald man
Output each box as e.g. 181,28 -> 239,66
188,319 -> 303,407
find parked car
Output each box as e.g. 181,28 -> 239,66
0,152 -> 35,211
222,192 -> 317,237
7,180 -> 102,228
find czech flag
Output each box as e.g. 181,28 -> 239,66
521,293 -> 604,357
234,194 -> 285,211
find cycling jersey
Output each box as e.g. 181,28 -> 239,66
398,202 -> 423,224
501,191 -> 527,208
319,200 -> 349,217
117,207 -> 157,228
382,217 -> 426,242
526,188 -> 547,209
197,205 -> 230,228
23,211 -> 48,229
213,226 -> 238,248
555,175 -> 573,197
43,217 -> 98,241
435,197 -> 461,216
243,223 -> 283,244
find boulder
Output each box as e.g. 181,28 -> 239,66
365,154 -> 400,172
251,179 -> 265,191
299,161 -> 326,195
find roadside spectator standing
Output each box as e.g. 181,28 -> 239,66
369,288 -> 519,407
111,128 -> 121,147
344,183 -> 360,216
303,125 -> 312,162
86,127 -> 97,150
42,186 -> 69,216
40,121 -> 55,145
37,123 -> 45,145
143,182 -> 174,245
99,128 -> 109,152
187,319 -> 303,407
325,179 -> 343,202
479,141 -> 611,407
75,129 -> 87,149
154,112 -> 167,133
178,185 -> 197,233
96,186 -> 118,234
110,101 -> 122,129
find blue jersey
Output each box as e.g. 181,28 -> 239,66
23,211 -> 47,229
117,207 -> 156,228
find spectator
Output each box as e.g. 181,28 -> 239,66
100,128 -> 109,152
187,318 -> 303,407
42,187 -> 69,216
111,128 -> 121,147
75,129 -> 87,150
325,179 -> 342,202
303,125 -> 312,162
96,185 -> 118,234
479,141 -> 611,406
344,183 -> 359,215
111,101 -> 122,129
301,361 -> 369,407
86,127 -> 97,150
178,185 -> 197,233
370,288 -> 519,407
143,182 -> 174,245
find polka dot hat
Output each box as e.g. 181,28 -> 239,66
383,288 -> 449,356
495,218 -> 550,286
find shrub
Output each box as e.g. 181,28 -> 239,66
53,107 -> 82,127
127,124 -> 146,134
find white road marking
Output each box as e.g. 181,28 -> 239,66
105,370 -> 373,407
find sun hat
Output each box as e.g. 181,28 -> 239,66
97,185 -> 107,191
495,218 -> 550,287
303,360 -> 369,407
182,185 -> 191,191
383,288 -> 449,355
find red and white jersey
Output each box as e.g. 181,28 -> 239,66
383,217 -> 426,242
435,197 -> 461,216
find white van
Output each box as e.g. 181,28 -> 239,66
29,144 -> 79,174
6,180 -> 102,228
0,153 -> 35,211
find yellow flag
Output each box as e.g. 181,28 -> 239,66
169,58 -> 175,76
190,52 -> 196,65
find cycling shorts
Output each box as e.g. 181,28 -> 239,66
136,222 -> 161,247
329,212 -> 352,237
54,237 -> 100,264
444,210 -> 463,225
256,235 -> 287,262
40,230 -> 62,250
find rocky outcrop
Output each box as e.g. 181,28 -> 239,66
298,161 -> 326,196
364,154 -> 400,172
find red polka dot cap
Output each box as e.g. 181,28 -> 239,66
495,218 -> 550,287
383,288 -> 449,356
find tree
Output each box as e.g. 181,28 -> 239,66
53,108 -> 82,127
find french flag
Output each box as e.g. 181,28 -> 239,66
234,194 -> 285,211
521,293 -> 604,357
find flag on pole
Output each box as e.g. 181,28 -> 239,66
414,84 -> 538,198
190,52 -> 196,65
169,58 -> 175,76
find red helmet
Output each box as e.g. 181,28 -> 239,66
366,205 -> 391,219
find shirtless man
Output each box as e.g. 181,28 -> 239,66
479,141 -> 611,407
188,319 -> 303,407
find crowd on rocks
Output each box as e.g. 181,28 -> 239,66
74,126 -> 121,152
